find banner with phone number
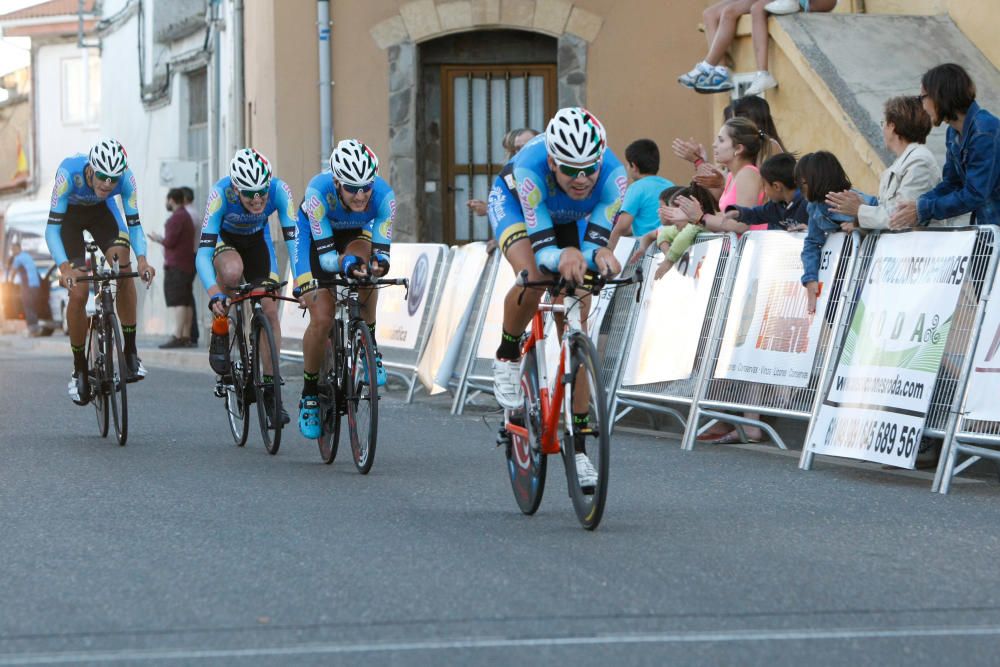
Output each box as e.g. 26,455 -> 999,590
807,231 -> 976,468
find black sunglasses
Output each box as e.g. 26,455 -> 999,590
556,161 -> 600,179
341,182 -> 373,195
239,186 -> 269,199
94,171 -> 121,184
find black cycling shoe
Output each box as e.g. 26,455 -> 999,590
262,386 -> 290,428
125,352 -> 147,383
69,371 -> 90,406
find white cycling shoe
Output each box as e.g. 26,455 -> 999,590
575,453 -> 598,491
492,358 -> 522,410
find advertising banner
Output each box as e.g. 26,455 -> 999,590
961,288 -> 1000,422
375,243 -> 446,350
807,231 -> 976,467
417,243 -> 490,394
622,237 -> 723,385
716,231 -> 842,388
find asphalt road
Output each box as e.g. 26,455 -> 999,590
2,344 -> 1000,665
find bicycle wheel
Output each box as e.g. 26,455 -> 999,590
561,332 -> 610,530
316,334 -> 341,464
106,313 -> 128,447
506,346 -> 547,515
87,318 -> 109,438
224,314 -> 251,447
346,319 -> 378,474
252,313 -> 283,455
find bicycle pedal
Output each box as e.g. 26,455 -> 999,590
214,385 -> 226,398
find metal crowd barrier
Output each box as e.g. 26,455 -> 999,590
799,226 -> 999,481
682,230 -> 860,451
380,245 -> 453,403
612,233 -> 738,432
449,250 -> 503,414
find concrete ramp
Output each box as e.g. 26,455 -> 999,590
774,13 -> 1000,169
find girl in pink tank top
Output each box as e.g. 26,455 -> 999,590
704,118 -> 773,234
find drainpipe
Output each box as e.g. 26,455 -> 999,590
233,0 -> 245,150
211,0 -> 222,179
317,0 -> 332,168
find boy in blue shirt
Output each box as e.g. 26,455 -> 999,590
608,139 -> 674,248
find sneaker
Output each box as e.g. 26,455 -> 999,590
68,371 -> 90,406
262,385 -> 290,428
158,336 -> 190,349
492,357 -> 522,410
575,452 -> 598,492
744,70 -> 778,96
765,0 -> 802,14
694,66 -> 735,94
298,395 -> 321,439
374,351 -> 387,387
209,331 -> 230,376
915,437 -> 942,470
678,61 -> 712,89
125,352 -> 147,383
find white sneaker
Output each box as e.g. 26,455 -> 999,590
575,453 -> 598,490
765,0 -> 802,14
678,61 -> 712,89
744,70 -> 778,96
492,358 -> 522,410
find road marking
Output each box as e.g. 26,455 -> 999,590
2,625 -> 1000,664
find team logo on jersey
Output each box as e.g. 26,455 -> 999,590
604,199 -> 622,223
380,218 -> 393,241
388,198 -> 397,222
51,170 -> 69,209
615,175 -> 628,198
73,173 -> 84,189
127,173 -> 137,210
326,193 -> 338,211
280,182 -> 296,219
503,173 -> 517,191
520,177 -> 542,209
488,185 -> 506,222
225,186 -> 239,204
302,195 -> 325,237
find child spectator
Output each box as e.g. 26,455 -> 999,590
720,152 -> 807,230
890,63 -> 1000,229
631,184 -> 718,278
608,139 -> 675,249
826,95 -> 965,228
678,0 -> 838,95
797,151 -> 856,314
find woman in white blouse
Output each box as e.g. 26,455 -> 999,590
826,95 -> 967,227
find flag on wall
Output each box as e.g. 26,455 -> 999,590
14,134 -> 28,178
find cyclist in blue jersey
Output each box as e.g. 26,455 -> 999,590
45,138 -> 156,404
197,148 -> 299,427
489,107 -> 625,488
292,139 -> 395,439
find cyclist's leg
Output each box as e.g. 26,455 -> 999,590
95,220 -> 142,379
345,233 -> 388,386
60,209 -> 92,402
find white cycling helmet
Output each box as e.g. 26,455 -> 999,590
330,139 -> 379,187
229,148 -> 272,190
88,138 -> 128,177
544,107 -> 606,166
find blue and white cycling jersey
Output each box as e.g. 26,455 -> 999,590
294,173 -> 395,285
196,176 -> 299,291
44,154 -> 147,265
510,134 -> 628,272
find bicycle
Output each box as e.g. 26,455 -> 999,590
306,275 -> 408,472
497,268 -> 642,530
79,242 -> 142,447
214,281 -> 298,455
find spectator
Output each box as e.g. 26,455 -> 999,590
180,186 -> 200,346
147,188 -> 196,348
890,63 -> 1000,229
678,0 -> 838,95
826,95 -> 966,229
467,128 -> 539,217
719,152 -> 808,230
631,183 -> 719,278
699,117 -> 775,235
674,96 -> 786,192
6,241 -> 42,336
608,139 -> 676,249
797,151 -> 855,314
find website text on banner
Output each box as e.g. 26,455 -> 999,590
375,244 -> 445,350
961,286 -> 1000,422
622,237 -> 723,385
416,242 -> 490,394
807,231 -> 977,468
473,238 -> 636,362
716,231 -> 842,388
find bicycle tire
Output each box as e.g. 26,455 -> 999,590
224,313 -> 251,447
87,317 -> 109,438
252,314 -> 283,455
506,346 -> 547,515
317,334 -> 341,464
561,332 -> 610,530
106,313 -> 128,447
346,319 -> 378,474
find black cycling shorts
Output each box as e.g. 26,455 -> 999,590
214,229 -> 272,285
61,204 -> 131,268
309,228 -> 369,280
